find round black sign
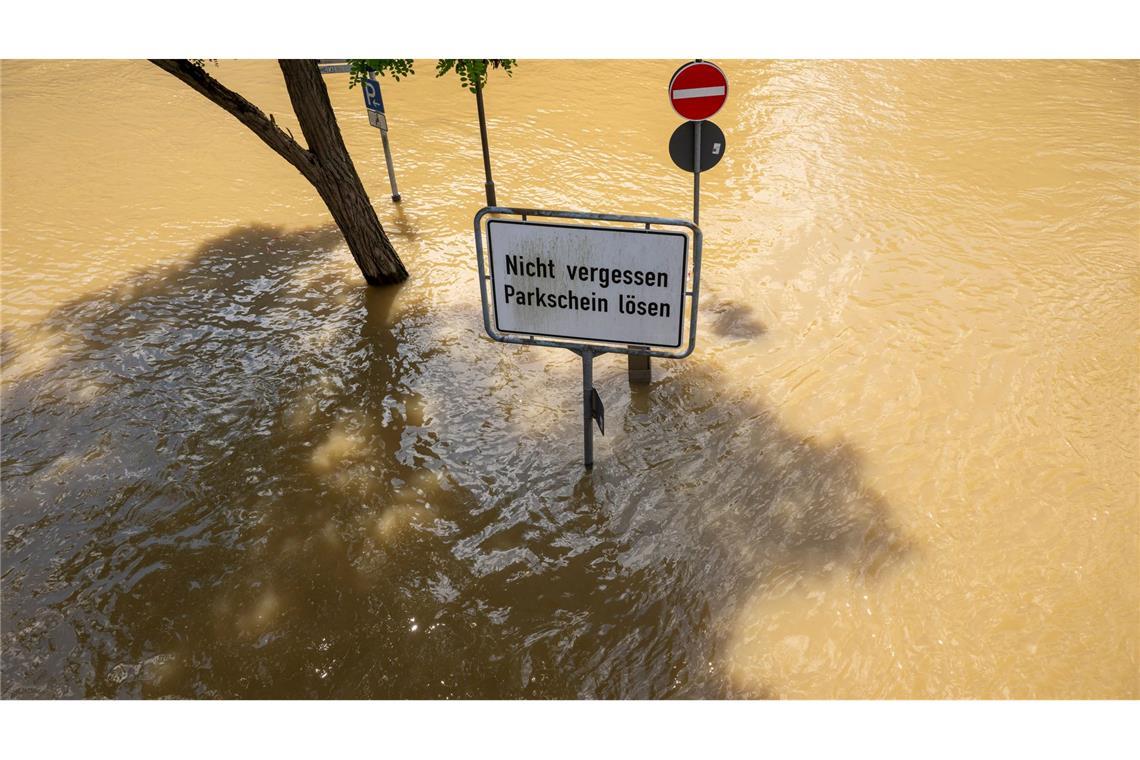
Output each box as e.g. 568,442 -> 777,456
668,120 -> 726,174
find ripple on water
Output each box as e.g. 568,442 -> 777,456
1,60 -> 1137,698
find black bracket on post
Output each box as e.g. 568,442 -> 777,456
591,388 -> 605,435
580,349 -> 604,468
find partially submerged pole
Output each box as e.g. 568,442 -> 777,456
379,128 -> 401,202
627,348 -> 651,384
582,348 -> 594,468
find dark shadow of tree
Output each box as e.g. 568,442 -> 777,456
1,224 -> 907,699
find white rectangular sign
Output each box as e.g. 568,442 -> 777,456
488,220 -> 688,348
367,110 -> 388,131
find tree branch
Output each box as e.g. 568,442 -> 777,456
149,59 -> 318,180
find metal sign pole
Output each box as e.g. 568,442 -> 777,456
475,79 -> 497,207
366,73 -> 401,203
693,120 -> 702,224
380,128 -> 401,202
581,348 -> 594,468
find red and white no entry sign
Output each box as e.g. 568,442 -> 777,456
668,60 -> 728,121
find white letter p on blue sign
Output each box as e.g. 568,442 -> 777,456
363,79 -> 385,113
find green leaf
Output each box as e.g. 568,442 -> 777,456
345,59 -> 416,88
342,59 -> 518,92
435,59 -> 518,91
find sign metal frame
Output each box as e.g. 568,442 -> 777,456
474,206 -> 703,361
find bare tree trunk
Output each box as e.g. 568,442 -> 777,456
150,59 -> 408,285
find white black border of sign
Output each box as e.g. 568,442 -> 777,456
474,207 -> 703,360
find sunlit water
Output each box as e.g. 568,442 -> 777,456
1,60 -> 1137,698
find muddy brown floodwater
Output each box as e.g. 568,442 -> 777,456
1,60 -> 1137,698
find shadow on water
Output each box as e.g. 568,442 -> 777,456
706,298 -> 768,341
1,224 -> 907,698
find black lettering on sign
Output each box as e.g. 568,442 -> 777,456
618,294 -> 671,318
565,265 -> 669,289
505,254 -> 555,279
503,284 -> 610,313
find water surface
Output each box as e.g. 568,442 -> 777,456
2,60 -> 1137,698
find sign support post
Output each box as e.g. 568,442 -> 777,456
475,79 -> 497,207
364,74 -> 401,202
627,348 -> 651,384
669,58 -> 728,226
693,119 -> 702,225
581,348 -> 594,468
379,128 -> 401,202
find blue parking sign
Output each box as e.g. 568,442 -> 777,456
363,78 -> 385,113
